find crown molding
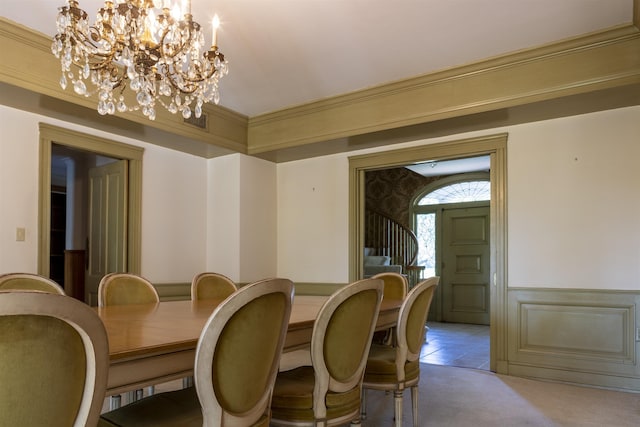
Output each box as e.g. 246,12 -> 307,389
248,24 -> 640,157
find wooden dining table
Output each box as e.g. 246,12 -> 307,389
97,295 -> 402,396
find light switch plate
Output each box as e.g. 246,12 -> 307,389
16,227 -> 25,241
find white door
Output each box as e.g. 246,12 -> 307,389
86,160 -> 127,305
442,205 -> 490,325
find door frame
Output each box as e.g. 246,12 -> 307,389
38,123 -> 144,278
349,133 -> 508,373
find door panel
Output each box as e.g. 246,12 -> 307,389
86,160 -> 127,305
442,206 -> 490,324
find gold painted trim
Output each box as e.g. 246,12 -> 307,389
349,133 -> 508,373
38,123 -> 143,277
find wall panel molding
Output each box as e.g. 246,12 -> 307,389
508,288 -> 640,391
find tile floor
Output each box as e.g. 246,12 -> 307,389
420,321 -> 490,370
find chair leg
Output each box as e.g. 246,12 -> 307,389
183,376 -> 194,388
411,385 -> 418,427
394,390 -> 403,427
109,394 -> 121,410
361,388 -> 367,419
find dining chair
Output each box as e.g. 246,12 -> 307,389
98,277 -> 294,427
270,277 -> 384,427
98,272 -> 160,407
190,272 -> 237,301
98,272 -> 160,307
371,272 -> 408,345
0,272 -> 65,294
360,276 -> 439,427
0,290 -> 109,427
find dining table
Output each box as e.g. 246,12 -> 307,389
97,295 -> 402,396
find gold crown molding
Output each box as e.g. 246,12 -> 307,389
0,16 -> 248,155
248,24 -> 640,156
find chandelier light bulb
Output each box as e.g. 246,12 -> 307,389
51,0 -> 229,121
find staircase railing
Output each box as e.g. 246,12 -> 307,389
364,208 -> 424,287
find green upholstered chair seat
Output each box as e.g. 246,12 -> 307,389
99,387 -> 271,427
363,344 -> 420,384
271,366 -> 361,421
99,388 -> 201,427
99,387 -> 270,427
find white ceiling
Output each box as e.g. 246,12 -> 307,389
0,0 -> 634,117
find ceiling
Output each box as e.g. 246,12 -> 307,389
0,0 -> 635,118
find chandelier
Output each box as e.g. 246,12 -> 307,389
51,0 -> 229,121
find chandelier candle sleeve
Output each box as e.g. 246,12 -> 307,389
51,0 -> 229,121
212,14 -> 219,47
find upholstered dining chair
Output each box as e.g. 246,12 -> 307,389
98,272 -> 160,407
0,272 -> 65,294
98,277 -> 294,427
270,277 -> 384,427
371,272 -> 408,345
190,272 -> 237,301
360,276 -> 439,427
98,272 -> 160,307
0,290 -> 109,427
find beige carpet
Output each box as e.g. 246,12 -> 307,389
362,364 -> 639,426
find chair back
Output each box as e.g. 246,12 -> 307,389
311,278 -> 383,415
0,291 -> 109,427
98,272 -> 159,307
191,272 -> 237,301
371,271 -> 408,300
194,277 -> 294,427
395,276 -> 439,371
0,272 -> 65,295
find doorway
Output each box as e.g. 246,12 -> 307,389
349,133 -> 508,373
38,123 -> 144,305
50,143 -> 127,304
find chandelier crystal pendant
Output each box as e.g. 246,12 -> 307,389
51,0 -> 229,121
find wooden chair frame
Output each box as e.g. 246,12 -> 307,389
0,272 -> 65,294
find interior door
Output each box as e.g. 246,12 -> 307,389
442,205 -> 490,324
86,160 -> 128,305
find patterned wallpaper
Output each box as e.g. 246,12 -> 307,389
365,167 -> 440,227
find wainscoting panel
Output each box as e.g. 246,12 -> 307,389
508,288 -> 640,392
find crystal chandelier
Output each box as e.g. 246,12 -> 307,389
51,0 -> 229,121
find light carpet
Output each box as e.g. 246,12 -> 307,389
361,363 -> 639,426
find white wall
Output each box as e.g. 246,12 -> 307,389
0,106 -> 40,272
0,105 -> 208,283
277,155 -> 350,283
276,106 -> 640,290
239,155 -> 277,282
207,154 -> 278,283
207,155 -> 241,281
507,107 -> 640,289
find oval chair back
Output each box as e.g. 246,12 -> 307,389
0,272 -> 65,295
98,273 -> 159,307
371,271 -> 408,300
195,277 -> 294,426
0,290 -> 109,427
190,272 -> 237,301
